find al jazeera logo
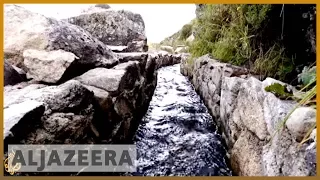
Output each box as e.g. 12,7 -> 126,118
4,150 -> 21,175
4,145 -> 137,174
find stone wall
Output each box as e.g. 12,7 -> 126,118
3,5 -> 183,151
180,54 -> 316,176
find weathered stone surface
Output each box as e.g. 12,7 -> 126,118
4,80 -> 95,144
180,54 -> 316,176
4,60 -> 26,86
231,131 -> 263,176
305,142 -> 316,176
66,9 -> 147,52
4,100 -> 45,139
126,39 -> 148,52
117,52 -> 149,63
190,54 -> 249,120
310,128 -> 316,142
107,45 -> 128,53
23,49 -> 79,83
160,45 -> 174,53
4,4 -> 117,80
286,107 -> 316,141
74,68 -> 136,95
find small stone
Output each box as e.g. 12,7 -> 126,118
286,107 -> 316,142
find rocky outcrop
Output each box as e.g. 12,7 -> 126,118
66,9 -> 147,52
180,54 -> 316,176
4,4 -> 117,80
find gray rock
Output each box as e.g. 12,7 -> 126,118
117,52 -> 149,63
66,9 -> 147,52
191,54 -> 249,120
74,68 -> 137,95
174,46 -> 188,54
309,128 -> 316,142
107,45 -> 128,53
4,60 -> 26,86
126,39 -> 148,52
23,49 -> 79,83
262,128 -> 311,176
231,131 -> 263,176
4,4 -> 117,81
4,100 -> 45,139
4,80 -> 95,144
286,107 -> 317,142
305,142 -> 316,176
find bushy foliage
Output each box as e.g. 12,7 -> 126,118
189,4 -> 303,82
180,24 -> 192,40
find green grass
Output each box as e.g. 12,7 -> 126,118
188,4 -> 296,81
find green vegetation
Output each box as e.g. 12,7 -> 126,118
264,83 -> 293,100
189,4 -> 295,81
159,19 -> 196,50
180,24 -> 192,40
298,66 -> 316,87
271,66 -> 316,145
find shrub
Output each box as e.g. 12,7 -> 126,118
188,4 -> 316,83
180,24 -> 192,40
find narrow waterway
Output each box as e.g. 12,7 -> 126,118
132,64 -> 232,176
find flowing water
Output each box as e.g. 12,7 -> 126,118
132,64 -> 232,176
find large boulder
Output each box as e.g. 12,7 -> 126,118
4,4 -> 117,81
66,9 -> 147,52
23,49 -> 79,83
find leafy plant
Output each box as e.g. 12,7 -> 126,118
298,66 -> 316,87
